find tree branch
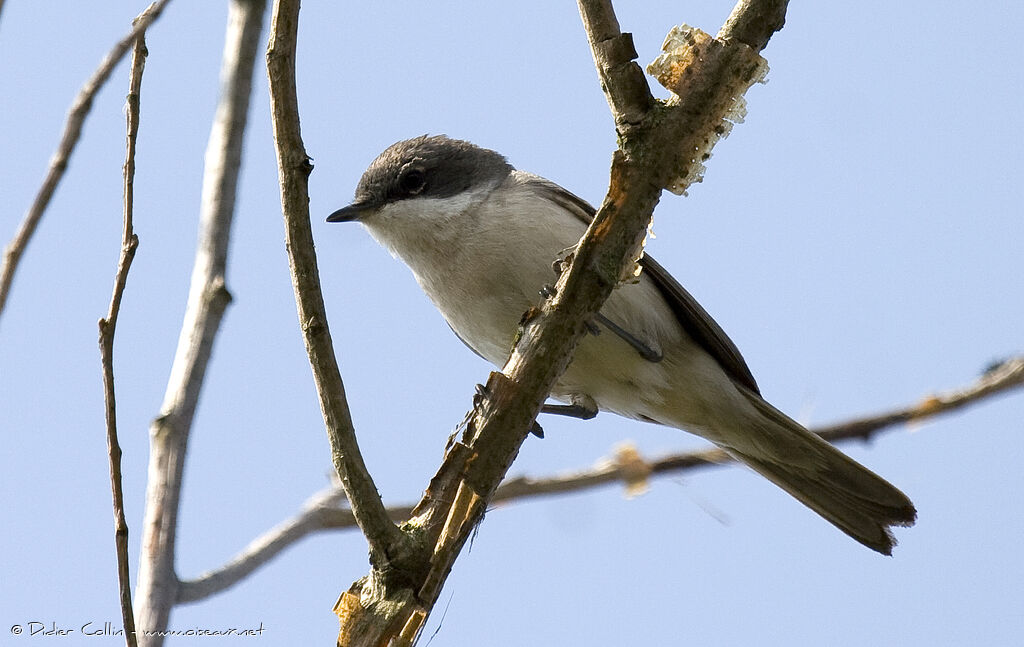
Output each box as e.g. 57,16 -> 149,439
175,487 -> 406,605
718,0 -> 789,51
175,355 -> 1024,604
133,2 -> 266,643
97,22 -> 149,647
0,0 -> 172,325
329,1 -> 791,643
266,0 -> 411,568
576,0 -> 653,129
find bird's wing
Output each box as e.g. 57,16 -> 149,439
524,174 -> 761,395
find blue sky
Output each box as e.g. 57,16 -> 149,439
1,2 -> 1022,645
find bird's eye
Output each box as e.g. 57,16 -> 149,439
399,167 -> 426,195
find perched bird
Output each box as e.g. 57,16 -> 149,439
328,135 -> 916,554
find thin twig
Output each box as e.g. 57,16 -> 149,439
0,0 -> 172,324
98,20 -> 149,647
174,355 -> 1024,604
176,488 -> 359,604
133,1 -> 266,643
266,0 -> 412,565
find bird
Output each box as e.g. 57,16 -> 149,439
327,134 -> 916,554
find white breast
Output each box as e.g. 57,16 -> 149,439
361,172 -> 743,433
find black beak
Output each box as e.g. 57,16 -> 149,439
326,202 -> 372,223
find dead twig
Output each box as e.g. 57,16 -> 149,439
97,16 -> 150,647
0,0 -> 172,323
133,2 -> 266,643
266,0 -> 413,568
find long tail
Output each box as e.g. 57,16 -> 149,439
726,390 -> 917,555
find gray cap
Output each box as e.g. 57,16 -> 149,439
327,135 -> 514,222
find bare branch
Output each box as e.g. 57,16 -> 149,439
177,488 -> 419,605
0,0 -> 172,324
718,0 -> 790,51
134,1 -> 266,642
576,0 -> 653,128
811,356 -> 1024,441
266,0 -> 412,566
97,20 -> 150,647
176,488 -> 347,604
331,1 -> 793,643
175,355 -> 1024,604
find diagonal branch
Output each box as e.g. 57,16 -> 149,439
266,0 -> 412,568
176,488 -> 350,604
133,1 -> 266,643
175,355 -> 1024,605
331,1 -> 792,643
0,0 -> 172,324
98,20 -> 150,647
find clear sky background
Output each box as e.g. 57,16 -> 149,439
1,2 -> 1022,646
